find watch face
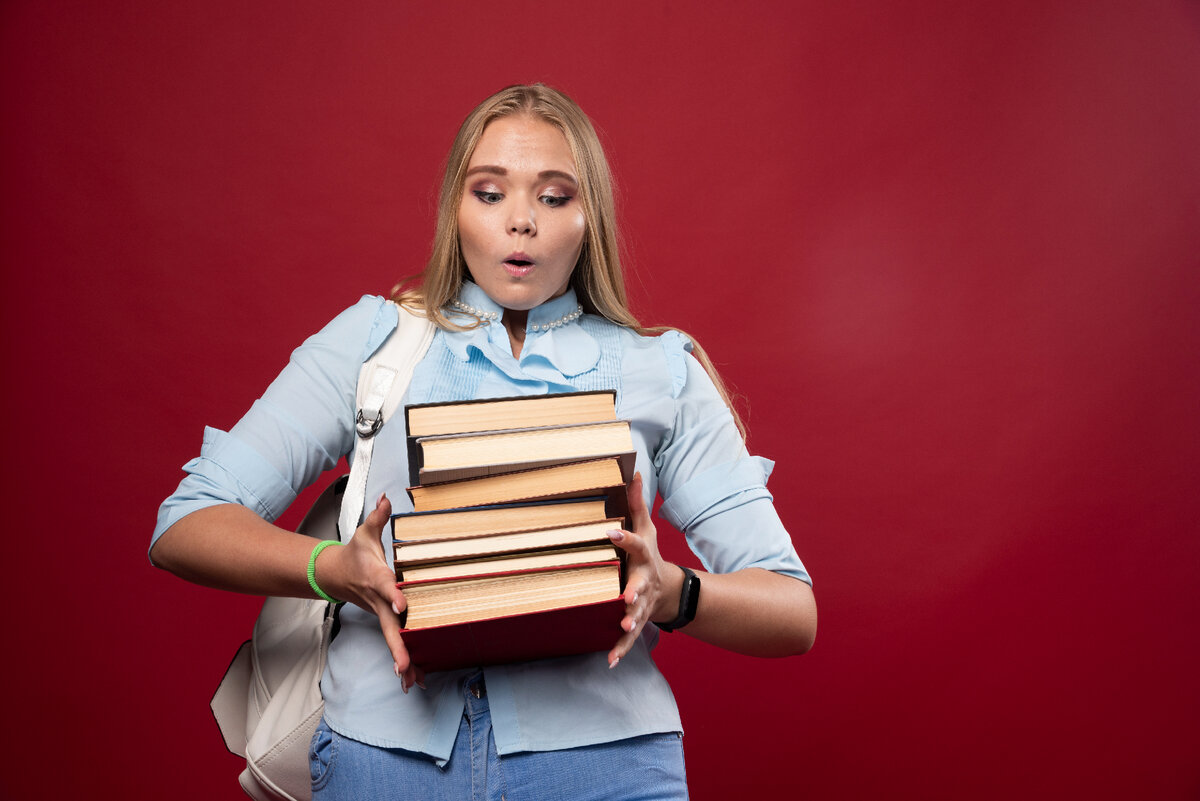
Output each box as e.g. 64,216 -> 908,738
682,571 -> 700,621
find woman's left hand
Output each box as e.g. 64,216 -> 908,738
605,472 -> 680,668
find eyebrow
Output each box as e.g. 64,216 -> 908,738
464,165 -> 579,186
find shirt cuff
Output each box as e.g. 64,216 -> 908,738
658,455 -> 775,531
151,426 -> 299,549
658,455 -> 811,584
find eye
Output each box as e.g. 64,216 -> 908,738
472,190 -> 504,205
539,194 -> 572,208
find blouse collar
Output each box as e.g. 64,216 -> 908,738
442,281 -> 600,382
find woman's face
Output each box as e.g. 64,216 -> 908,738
457,115 -> 586,313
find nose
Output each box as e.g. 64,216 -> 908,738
508,200 -> 536,236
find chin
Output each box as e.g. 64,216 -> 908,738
477,278 -> 565,312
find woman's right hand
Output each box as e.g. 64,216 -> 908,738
316,493 -> 423,692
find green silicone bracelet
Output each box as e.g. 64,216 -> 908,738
307,540 -> 343,604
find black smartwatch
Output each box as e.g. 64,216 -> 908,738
654,566 -> 700,632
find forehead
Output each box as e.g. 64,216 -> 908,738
467,115 -> 577,176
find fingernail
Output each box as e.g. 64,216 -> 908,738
378,492 -> 389,505
392,601 -> 402,615
609,657 -> 620,670
607,529 -> 624,542
416,678 -> 427,690
630,591 -> 639,605
394,662 -> 402,678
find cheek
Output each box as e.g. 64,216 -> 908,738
457,205 -> 484,257
564,211 -> 587,254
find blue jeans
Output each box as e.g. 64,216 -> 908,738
310,675 -> 688,800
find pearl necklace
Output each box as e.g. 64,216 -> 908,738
450,299 -> 584,332
450,299 -> 500,323
530,304 -> 584,332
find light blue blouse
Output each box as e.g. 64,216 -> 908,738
153,281 -> 809,764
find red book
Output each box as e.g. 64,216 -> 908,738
398,560 -> 625,672
401,594 -> 627,673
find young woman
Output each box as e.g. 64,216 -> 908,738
152,84 -> 816,800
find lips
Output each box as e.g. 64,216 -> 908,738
503,252 -> 535,277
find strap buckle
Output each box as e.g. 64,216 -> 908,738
355,409 -> 382,438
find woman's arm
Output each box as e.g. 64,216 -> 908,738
606,473 -> 817,666
152,496 -> 422,689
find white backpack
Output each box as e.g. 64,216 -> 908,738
209,303 -> 434,801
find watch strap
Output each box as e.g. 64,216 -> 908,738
655,566 -> 700,632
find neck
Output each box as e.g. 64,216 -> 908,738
503,309 -> 528,358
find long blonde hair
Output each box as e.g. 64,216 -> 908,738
392,84 -> 746,438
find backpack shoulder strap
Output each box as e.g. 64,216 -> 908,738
338,301 -> 435,539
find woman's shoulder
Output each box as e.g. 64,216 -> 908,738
587,317 -> 695,400
301,294 -> 399,364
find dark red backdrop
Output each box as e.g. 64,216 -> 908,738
3,2 -> 1199,798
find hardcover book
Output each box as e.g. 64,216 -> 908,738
409,419 -> 634,485
401,595 -> 627,673
395,544 -> 620,584
393,518 -> 623,566
391,496 -> 621,541
406,457 -> 631,513
404,390 -> 617,438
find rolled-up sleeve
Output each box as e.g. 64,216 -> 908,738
150,295 -> 395,556
653,345 -> 811,585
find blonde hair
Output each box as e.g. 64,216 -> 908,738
392,84 -> 746,438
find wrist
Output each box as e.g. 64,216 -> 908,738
650,563 -> 684,621
309,539 -> 345,604
653,564 -> 701,632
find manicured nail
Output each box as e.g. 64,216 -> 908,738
416,677 -> 427,690
392,601 -> 402,615
607,529 -> 624,542
630,591 -> 639,605
609,657 -> 620,670
394,662 -> 402,678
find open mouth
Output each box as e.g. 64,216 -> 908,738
503,258 -> 535,277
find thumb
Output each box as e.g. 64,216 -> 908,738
362,492 -> 393,534
351,493 -> 393,557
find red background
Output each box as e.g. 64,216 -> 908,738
3,2 -> 1199,798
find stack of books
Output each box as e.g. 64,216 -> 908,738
394,390 -> 635,672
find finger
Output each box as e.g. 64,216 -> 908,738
608,625 -> 641,668
627,472 -> 652,530
621,580 -> 648,631
607,526 -> 647,558
377,602 -> 415,689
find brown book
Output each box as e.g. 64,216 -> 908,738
411,420 -> 634,485
396,544 -> 620,583
407,457 -> 630,513
405,390 -> 617,438
400,561 -> 622,630
394,519 -> 622,566
391,496 -> 614,542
